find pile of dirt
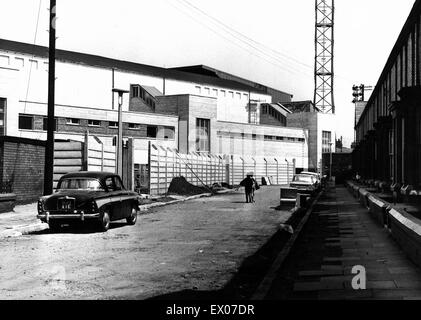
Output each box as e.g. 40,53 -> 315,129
167,177 -> 209,196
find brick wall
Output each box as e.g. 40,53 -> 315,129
0,136 -> 45,203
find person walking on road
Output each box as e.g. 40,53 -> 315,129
240,173 -> 259,203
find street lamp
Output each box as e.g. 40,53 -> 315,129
112,88 -> 129,177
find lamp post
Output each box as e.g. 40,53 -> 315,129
112,88 -> 129,177
329,142 -> 333,181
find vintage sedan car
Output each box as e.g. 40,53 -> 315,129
300,171 -> 321,190
289,174 -> 317,195
37,172 -> 140,232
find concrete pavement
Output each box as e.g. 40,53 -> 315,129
0,186 -> 293,300
264,184 -> 421,300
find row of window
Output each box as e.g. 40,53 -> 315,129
261,104 -> 287,125
195,86 -> 249,100
217,131 -> 305,143
18,114 -> 175,140
130,85 -> 156,109
0,54 -> 45,70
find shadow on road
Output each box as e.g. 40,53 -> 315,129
31,221 -> 129,235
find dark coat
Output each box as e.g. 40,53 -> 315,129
240,177 -> 259,192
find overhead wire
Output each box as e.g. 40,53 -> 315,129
165,0 -> 312,77
24,0 -> 43,115
174,0 -> 354,83
177,0 -> 314,71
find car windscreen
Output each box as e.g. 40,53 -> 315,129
293,175 -> 314,183
58,178 -> 104,191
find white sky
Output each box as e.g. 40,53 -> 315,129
0,0 -> 417,147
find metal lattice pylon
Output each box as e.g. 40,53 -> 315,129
314,0 -> 335,114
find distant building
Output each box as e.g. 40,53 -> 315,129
353,0 -> 421,191
279,100 -> 337,173
0,39 -> 310,172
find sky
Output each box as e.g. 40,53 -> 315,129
0,0 -> 417,147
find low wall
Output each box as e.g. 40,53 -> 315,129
358,188 -> 369,209
0,193 -> 16,214
0,136 -> 45,203
367,194 -> 388,227
388,208 -> 421,267
346,180 -> 421,269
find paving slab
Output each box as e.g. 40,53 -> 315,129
264,184 -> 421,300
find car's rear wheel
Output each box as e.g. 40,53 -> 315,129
126,207 -> 138,225
99,210 -> 110,232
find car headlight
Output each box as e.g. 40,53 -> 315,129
37,198 -> 45,213
90,200 -> 98,213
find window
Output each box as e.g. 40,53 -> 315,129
109,121 -> 118,128
15,57 -> 24,68
66,118 -> 80,125
29,59 -> 38,70
243,93 -> 249,100
236,92 -> 241,99
252,134 -> 257,140
212,89 -> 218,96
204,87 -> 210,95
229,91 -> 234,98
195,86 -> 202,94
43,117 -> 57,131
0,98 -> 6,135
196,118 -> 210,152
88,120 -> 101,127
0,55 -> 10,66
129,123 -> 141,130
58,178 -> 103,191
389,129 -> 394,179
18,114 -> 33,130
160,126 -> 175,140
220,90 -> 226,97
131,85 -> 141,98
322,131 -> 332,153
147,125 -> 158,138
249,103 -> 258,124
276,136 -> 284,141
261,105 -> 267,114
113,176 -> 124,191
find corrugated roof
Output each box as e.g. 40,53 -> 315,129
142,85 -> 162,98
170,64 -> 293,98
279,100 -> 321,113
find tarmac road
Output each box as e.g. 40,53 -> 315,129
0,186 -> 293,300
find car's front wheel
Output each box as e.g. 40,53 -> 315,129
126,207 -> 138,225
99,210 -> 110,232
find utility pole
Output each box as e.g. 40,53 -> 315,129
112,89 -> 129,177
44,0 -> 56,195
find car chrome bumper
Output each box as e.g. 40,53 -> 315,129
37,212 -> 100,222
